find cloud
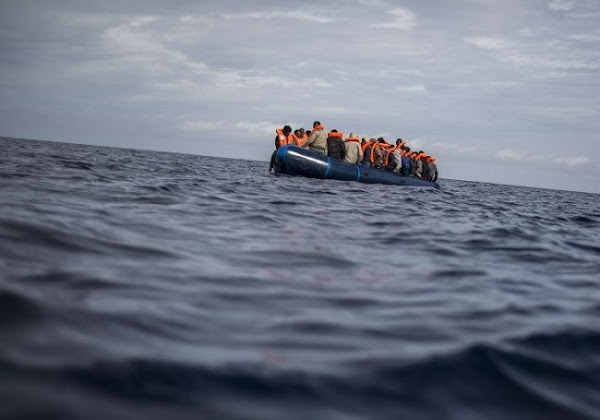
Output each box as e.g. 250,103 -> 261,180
396,83 -> 426,92
496,148 -> 592,167
563,156 -> 592,166
371,8 -> 416,30
221,10 -> 336,23
464,36 -> 507,50
566,33 -> 600,42
548,0 -> 577,11
180,120 -> 299,136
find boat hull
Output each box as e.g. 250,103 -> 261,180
273,145 -> 440,189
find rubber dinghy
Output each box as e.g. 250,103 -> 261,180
273,145 -> 440,189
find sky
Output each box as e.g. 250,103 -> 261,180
1,0 -> 599,193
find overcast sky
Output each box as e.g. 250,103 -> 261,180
1,0 -> 599,193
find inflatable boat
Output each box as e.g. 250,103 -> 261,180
272,145 -> 440,189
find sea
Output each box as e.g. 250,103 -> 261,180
1,137 -> 599,420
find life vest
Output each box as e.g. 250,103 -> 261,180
327,131 -> 344,138
384,142 -> 404,167
371,142 -> 392,164
275,128 -> 291,148
289,133 -> 303,147
345,137 -> 360,143
361,141 -> 374,164
361,141 -> 373,154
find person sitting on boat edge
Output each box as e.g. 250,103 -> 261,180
401,147 -> 411,176
361,137 -> 375,165
327,129 -> 345,160
269,125 -> 292,172
343,133 -> 362,164
385,138 -> 406,172
372,138 -> 392,168
302,121 -> 328,155
275,125 -> 292,149
298,128 -> 308,145
412,151 -> 425,178
291,129 -> 304,147
424,155 -> 439,182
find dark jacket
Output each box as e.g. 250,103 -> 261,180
327,137 -> 345,160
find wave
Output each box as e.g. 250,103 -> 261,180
1,331 -> 598,420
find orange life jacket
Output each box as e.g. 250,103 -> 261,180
371,142 -> 392,163
385,142 -> 406,166
361,141 -> 373,154
276,128 -> 291,148
289,133 -> 304,147
327,131 -> 344,138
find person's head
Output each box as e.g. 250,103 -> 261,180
396,138 -> 404,146
361,139 -> 366,145
283,125 -> 292,134
405,146 -> 411,153
298,128 -> 305,134
331,129 -> 338,133
313,121 -> 321,128
294,129 -> 301,136
306,130 -> 311,136
349,133 -> 358,139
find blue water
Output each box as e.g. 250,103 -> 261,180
1,137 -> 599,420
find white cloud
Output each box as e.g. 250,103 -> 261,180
464,36 -> 507,50
181,120 -> 226,132
496,149 -> 524,161
563,156 -> 592,166
215,71 -> 332,90
222,10 -> 336,23
371,8 -> 416,30
548,0 -> 576,11
180,120 -> 299,136
497,148 -> 592,168
566,33 -> 600,42
396,83 -> 426,93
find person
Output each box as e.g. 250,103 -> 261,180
401,147 -> 411,176
413,151 -> 425,178
302,121 -> 328,155
385,138 -> 406,170
275,125 -> 292,149
361,137 -> 375,165
343,133 -> 363,164
424,156 -> 439,182
372,138 -> 392,168
327,129 -> 345,160
291,129 -> 304,147
269,125 -> 292,171
298,128 -> 308,145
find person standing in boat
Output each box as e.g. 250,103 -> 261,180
343,133 -> 363,164
327,129 -> 345,160
302,121 -> 328,155
269,125 -> 292,172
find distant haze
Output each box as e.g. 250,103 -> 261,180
1,0 -> 599,193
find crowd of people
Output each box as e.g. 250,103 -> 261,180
270,121 -> 438,182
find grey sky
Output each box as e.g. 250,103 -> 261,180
1,0 -> 599,193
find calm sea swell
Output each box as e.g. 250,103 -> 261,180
1,137 -> 599,419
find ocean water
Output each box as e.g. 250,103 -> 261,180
1,137 -> 599,420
